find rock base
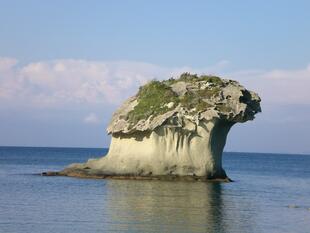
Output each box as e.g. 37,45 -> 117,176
41,168 -> 232,182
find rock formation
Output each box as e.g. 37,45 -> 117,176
43,73 -> 261,181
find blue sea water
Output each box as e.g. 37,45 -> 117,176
0,146 -> 310,233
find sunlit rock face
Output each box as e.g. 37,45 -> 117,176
60,73 -> 261,181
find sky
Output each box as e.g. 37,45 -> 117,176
0,0 -> 310,154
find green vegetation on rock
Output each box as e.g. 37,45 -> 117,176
127,73 -> 225,125
127,80 -> 178,124
179,91 -> 213,112
164,72 -> 223,85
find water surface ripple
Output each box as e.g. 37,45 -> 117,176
0,147 -> 309,233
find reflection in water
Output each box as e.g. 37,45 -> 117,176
4,148 -> 308,233
101,180 -> 254,233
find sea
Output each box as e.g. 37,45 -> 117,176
0,146 -> 309,233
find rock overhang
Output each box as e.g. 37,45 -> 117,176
107,73 -> 261,135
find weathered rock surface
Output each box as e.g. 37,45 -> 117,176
43,73 -> 261,181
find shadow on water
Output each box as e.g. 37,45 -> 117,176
100,180 -> 254,233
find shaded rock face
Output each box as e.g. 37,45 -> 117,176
61,73 -> 261,181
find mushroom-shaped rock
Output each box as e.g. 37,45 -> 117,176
56,73 -> 261,181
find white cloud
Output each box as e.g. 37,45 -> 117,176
0,57 -> 309,108
0,57 -> 18,71
227,65 -> 310,105
84,113 -> 100,124
0,58 -> 168,107
0,57 -> 22,99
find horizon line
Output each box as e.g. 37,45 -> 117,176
0,145 -> 309,156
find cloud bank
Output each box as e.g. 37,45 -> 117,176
1,57 -> 310,109
228,66 -> 310,105
0,59 -> 166,107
